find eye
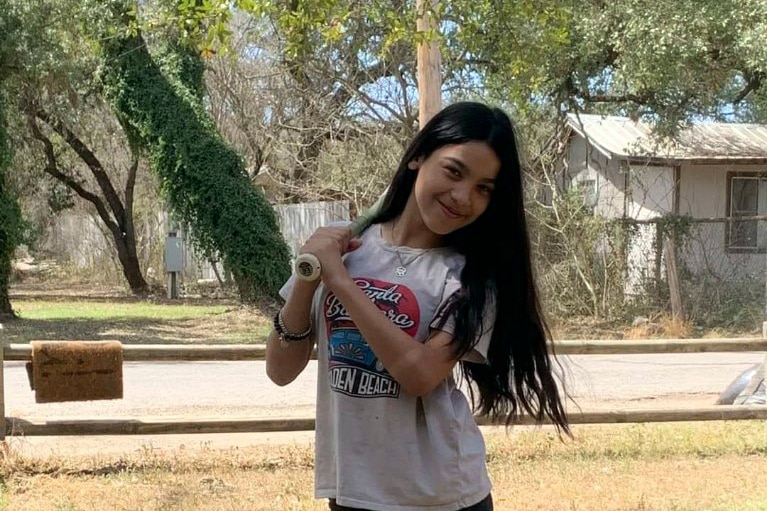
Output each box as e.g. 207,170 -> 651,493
478,184 -> 494,195
445,165 -> 461,177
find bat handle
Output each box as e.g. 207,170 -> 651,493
294,253 -> 322,281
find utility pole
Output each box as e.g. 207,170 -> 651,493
416,0 -> 441,128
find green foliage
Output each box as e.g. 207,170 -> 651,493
0,94 -> 23,313
96,2 -> 290,301
680,274 -> 763,330
457,0 -> 767,128
529,188 -> 628,318
155,0 -> 767,129
654,214 -> 694,246
167,0 -> 417,59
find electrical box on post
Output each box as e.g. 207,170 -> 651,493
164,232 -> 184,273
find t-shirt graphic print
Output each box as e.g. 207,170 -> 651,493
324,278 -> 420,399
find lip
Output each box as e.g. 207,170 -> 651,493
438,201 -> 463,219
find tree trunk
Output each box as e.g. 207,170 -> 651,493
25,106 -> 151,297
0,255 -> 14,319
112,224 -> 149,295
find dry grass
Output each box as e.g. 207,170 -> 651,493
623,315 -> 695,340
0,422 -> 765,510
550,312 -> 759,341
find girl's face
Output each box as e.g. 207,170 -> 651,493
411,141 -> 501,236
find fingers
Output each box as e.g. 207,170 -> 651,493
346,238 -> 363,253
302,227 -> 356,253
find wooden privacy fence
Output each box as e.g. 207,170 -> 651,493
1,338 -> 766,438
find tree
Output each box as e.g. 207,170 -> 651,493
203,12 -> 410,210
92,0 -> 291,301
0,8 -> 24,318
4,0 -> 151,295
0,96 -> 22,319
22,102 -> 150,295
454,0 -> 767,128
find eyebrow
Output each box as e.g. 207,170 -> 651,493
444,156 -> 496,183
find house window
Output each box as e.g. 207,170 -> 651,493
575,178 -> 598,210
729,175 -> 767,250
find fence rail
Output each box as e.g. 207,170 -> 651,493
1,338 -> 765,438
3,338 -> 766,362
6,406 -> 767,437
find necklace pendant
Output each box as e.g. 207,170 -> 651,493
394,266 -> 408,277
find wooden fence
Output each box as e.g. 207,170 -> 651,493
42,201 -> 350,280
1,338 -> 766,438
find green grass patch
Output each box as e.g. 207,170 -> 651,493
12,300 -> 229,320
1,300 -> 271,345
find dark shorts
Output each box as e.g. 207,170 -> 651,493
329,493 -> 493,511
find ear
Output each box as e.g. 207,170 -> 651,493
407,158 -> 422,170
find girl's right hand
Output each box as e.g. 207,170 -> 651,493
299,227 -> 362,284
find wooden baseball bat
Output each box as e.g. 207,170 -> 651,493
293,193 -> 387,281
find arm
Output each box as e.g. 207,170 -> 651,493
265,278 -> 319,386
326,273 -> 459,396
298,225 -> 459,396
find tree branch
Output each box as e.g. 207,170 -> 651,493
733,71 -> 764,104
579,91 -> 647,104
124,148 -> 139,219
25,113 -> 121,235
34,108 -> 127,223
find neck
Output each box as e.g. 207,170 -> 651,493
386,199 -> 444,249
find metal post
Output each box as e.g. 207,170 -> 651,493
167,271 -> 178,300
165,230 -> 183,300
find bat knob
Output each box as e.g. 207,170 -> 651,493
295,253 -> 322,281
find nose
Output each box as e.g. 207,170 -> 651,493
449,183 -> 472,207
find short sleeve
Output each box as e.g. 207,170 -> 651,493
279,275 -> 296,301
429,277 -> 495,365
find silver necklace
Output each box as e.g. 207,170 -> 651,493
389,221 -> 429,277
393,247 -> 427,277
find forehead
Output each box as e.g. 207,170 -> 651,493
432,142 -> 500,180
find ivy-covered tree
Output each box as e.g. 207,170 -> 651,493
93,1 -> 291,301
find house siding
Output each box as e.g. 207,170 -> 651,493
567,134 -> 678,295
624,164 -> 674,295
680,164 -> 766,280
567,134 -> 626,218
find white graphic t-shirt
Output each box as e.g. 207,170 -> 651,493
280,224 -> 493,511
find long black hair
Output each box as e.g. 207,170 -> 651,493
372,102 -> 570,435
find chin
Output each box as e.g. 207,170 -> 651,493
424,216 -> 468,236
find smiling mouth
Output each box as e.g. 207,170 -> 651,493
439,202 -> 463,219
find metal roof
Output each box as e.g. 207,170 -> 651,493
566,113 -> 767,164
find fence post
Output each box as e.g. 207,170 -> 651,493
664,237 -> 685,321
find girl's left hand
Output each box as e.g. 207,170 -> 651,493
299,226 -> 362,284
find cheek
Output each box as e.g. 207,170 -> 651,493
471,194 -> 492,217
414,172 -> 443,204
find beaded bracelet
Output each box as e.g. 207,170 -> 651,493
273,309 -> 313,348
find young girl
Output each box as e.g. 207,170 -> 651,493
266,102 -> 570,511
